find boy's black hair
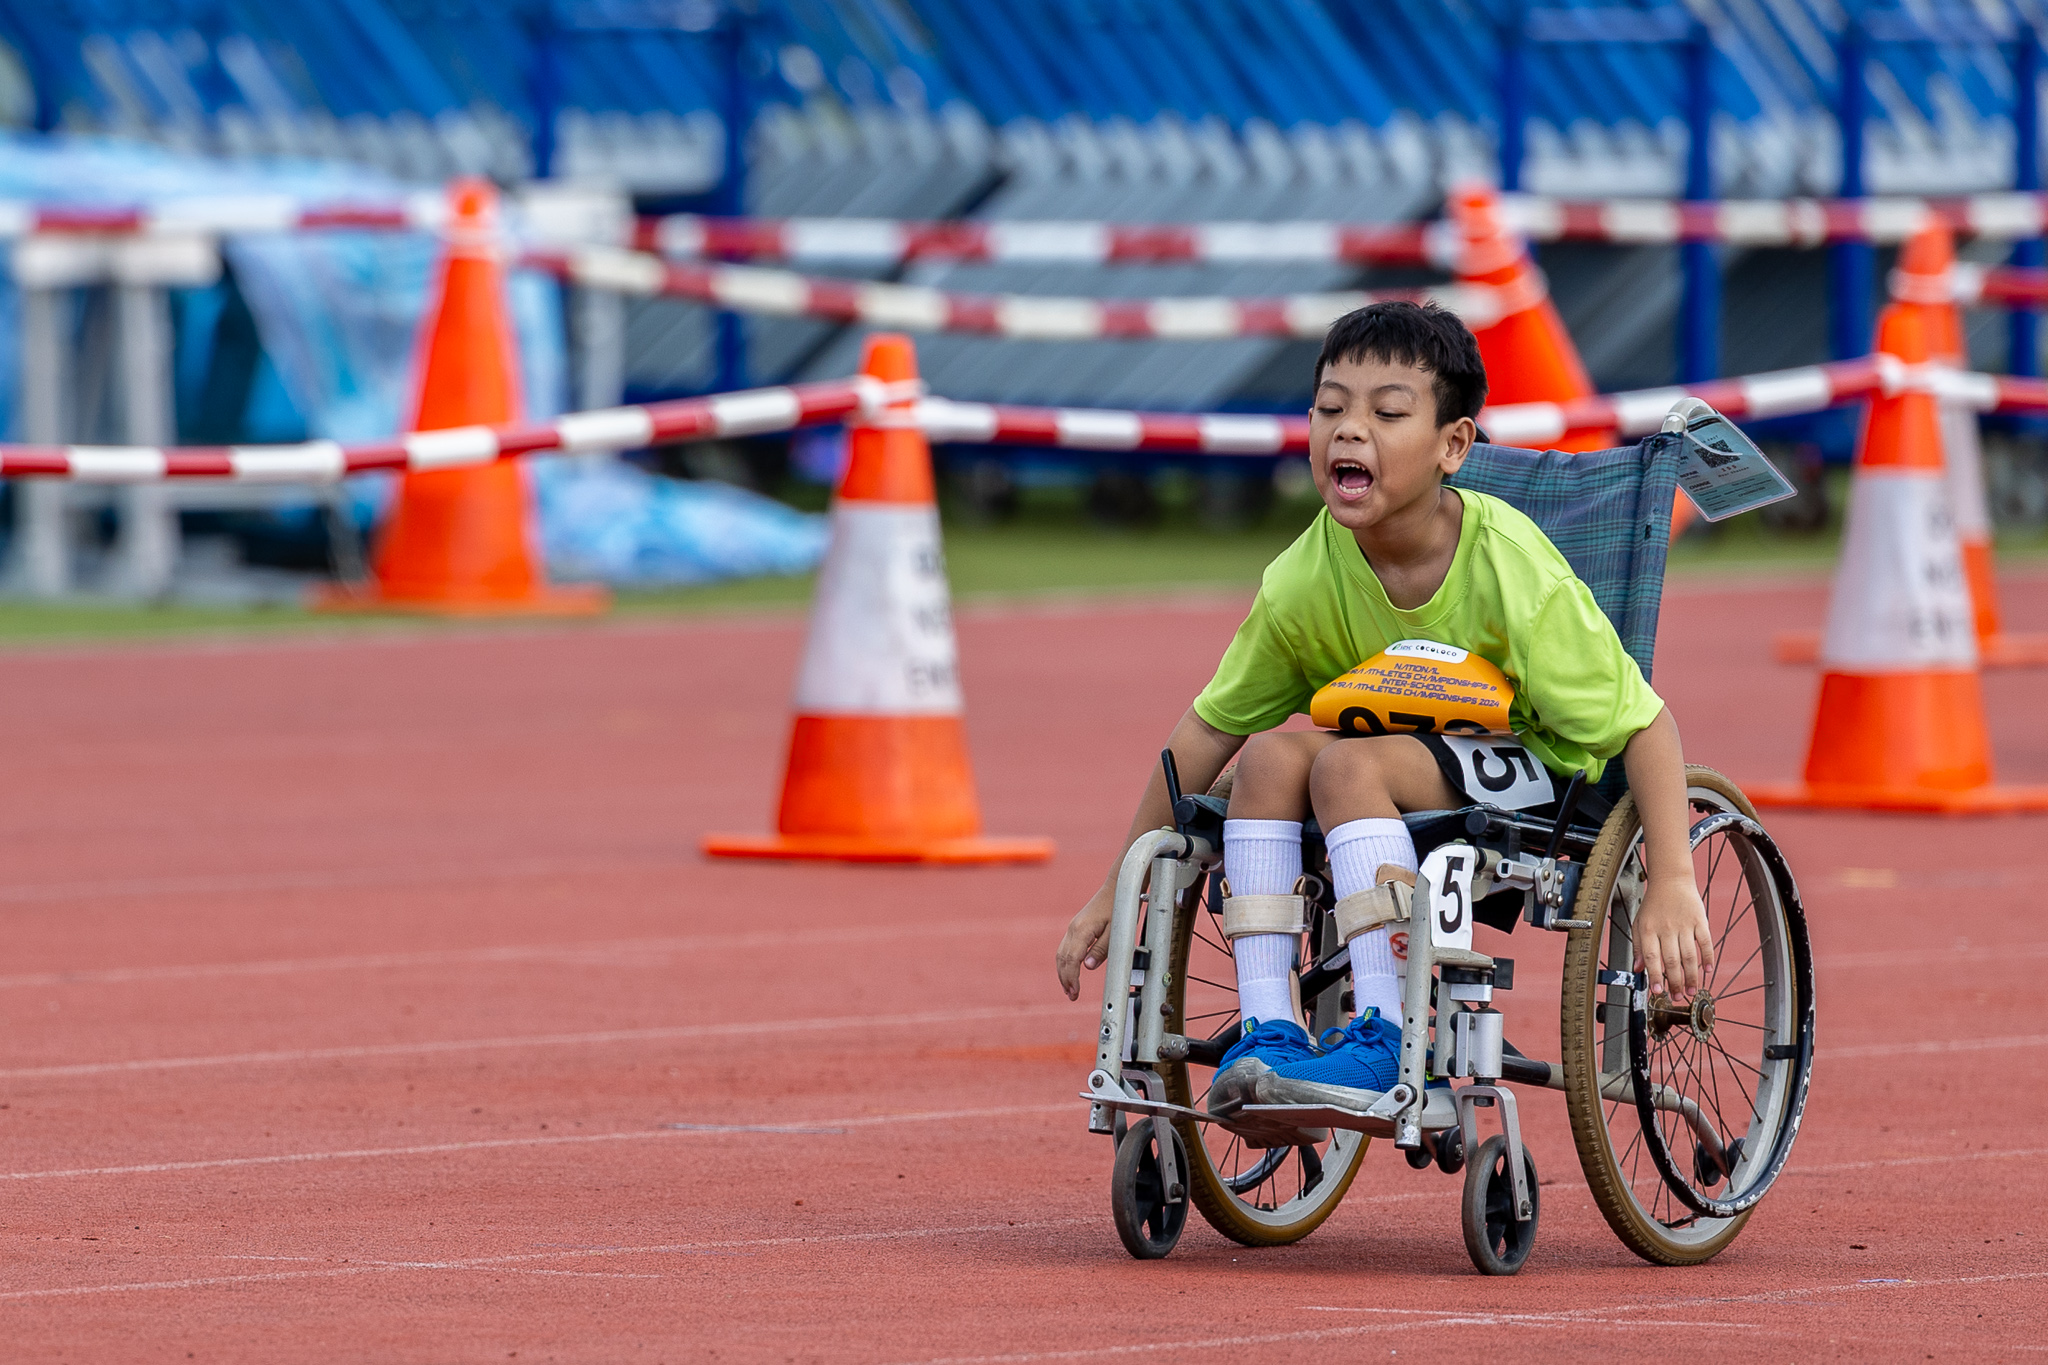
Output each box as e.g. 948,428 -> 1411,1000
1313,301 -> 1488,426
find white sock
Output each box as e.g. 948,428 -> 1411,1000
1223,818 -> 1302,1029
1326,817 -> 1418,1026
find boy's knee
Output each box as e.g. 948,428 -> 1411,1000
1308,736 -> 1402,801
1227,731 -> 1324,815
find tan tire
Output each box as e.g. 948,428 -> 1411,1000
1561,765 -> 1811,1265
1159,871 -> 1367,1246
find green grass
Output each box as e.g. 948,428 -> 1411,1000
1,477 -> 2043,646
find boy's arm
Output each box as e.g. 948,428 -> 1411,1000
1621,705 -> 1714,999
1055,706 -> 1245,1000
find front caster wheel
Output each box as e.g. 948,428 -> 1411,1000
1111,1119 -> 1189,1260
1434,1124 -> 1466,1175
1461,1134 -> 1539,1276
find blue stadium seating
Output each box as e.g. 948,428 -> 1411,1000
0,2 -> 2033,407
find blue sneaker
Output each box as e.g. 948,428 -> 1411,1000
1261,1009 -> 1404,1102
1205,1018 -> 1317,1117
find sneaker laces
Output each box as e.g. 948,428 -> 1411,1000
1315,1007 -> 1382,1053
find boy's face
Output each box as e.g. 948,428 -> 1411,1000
1309,353 -> 1475,536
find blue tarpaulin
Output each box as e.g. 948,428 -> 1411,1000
0,133 -> 824,587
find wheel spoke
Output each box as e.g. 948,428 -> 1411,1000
1705,1035 -> 1765,1110
1707,898 -> 1757,991
1701,835 -> 1727,906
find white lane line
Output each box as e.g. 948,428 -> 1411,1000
1828,1033 -> 2048,1060
0,857 -> 654,906
0,1103 -> 1070,1180
0,917 -> 1061,991
1789,1145 -> 2048,1176
883,1270 -> 2048,1364
0,923 -> 1978,994
0,1214 -> 1098,1301
0,1003 -> 1076,1081
4,1008 -> 2028,1084
1818,941 -> 2048,969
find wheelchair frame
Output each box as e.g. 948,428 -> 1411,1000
1081,761 -> 1816,1273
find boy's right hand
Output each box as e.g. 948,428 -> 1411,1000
1055,884 -> 1116,1001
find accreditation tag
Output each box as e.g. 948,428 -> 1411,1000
1308,640 -> 1515,737
1668,401 -> 1796,522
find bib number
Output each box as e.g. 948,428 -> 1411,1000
1440,735 -> 1553,811
1424,846 -> 1476,955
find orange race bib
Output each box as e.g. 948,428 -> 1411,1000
1308,640 -> 1515,737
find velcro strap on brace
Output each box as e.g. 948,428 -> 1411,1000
1333,882 -> 1411,943
1220,893 -> 1308,940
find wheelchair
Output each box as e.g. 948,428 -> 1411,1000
1079,423 -> 1816,1275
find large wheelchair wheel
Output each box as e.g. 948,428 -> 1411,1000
1560,765 -> 1815,1266
1158,871 -> 1367,1246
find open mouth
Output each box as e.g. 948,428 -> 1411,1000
1329,457 -> 1373,498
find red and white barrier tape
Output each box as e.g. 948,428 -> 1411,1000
526,246 -> 1528,338
0,196 -> 438,239
0,360 -> 2035,481
0,379 -> 878,481
12,189 -> 2048,254
637,214 -> 1443,268
1944,262 -> 2048,308
635,194 -> 2048,267
1503,192 -> 2048,247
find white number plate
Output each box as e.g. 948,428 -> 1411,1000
1440,735 -> 1554,811
1424,846 -> 1477,954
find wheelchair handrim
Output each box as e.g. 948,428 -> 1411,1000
1628,811 -> 1815,1220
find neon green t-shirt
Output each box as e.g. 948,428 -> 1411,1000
1192,489 -> 1664,781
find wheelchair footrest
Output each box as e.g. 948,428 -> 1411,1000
1243,1087 -> 1459,1139
1078,1088 -> 1215,1127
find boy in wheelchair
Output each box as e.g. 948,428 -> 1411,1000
1055,301 -> 1714,1119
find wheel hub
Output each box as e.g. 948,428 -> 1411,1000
1688,990 -> 1716,1042
1648,990 -> 1716,1041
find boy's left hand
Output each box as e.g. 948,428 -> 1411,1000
1633,874 -> 1714,1000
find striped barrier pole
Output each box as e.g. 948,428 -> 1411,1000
9,191 -> 2048,254
0,361 -> 2034,481
522,247 -> 1516,340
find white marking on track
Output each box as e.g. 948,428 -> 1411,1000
1827,1033 -> 2048,1060
0,1103 -> 1068,1181
0,858 -> 642,906
880,1271 -> 2048,1363
0,917 -> 1061,990
0,1003 -> 1075,1081
1789,1145 -> 2048,1176
1818,940 -> 2048,969
0,1214 -> 1097,1300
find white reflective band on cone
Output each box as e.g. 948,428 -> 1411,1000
1939,402 -> 1994,541
792,503 -> 964,715
1820,472 -> 1978,670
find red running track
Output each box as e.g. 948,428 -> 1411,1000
0,575 -> 2041,1361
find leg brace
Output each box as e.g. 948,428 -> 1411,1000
1332,865 -> 1415,944
1218,878 -> 1310,941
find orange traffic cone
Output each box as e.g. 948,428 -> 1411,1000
1450,184 -> 1614,454
319,178 -> 605,617
703,335 -> 1054,864
1774,224 -> 2048,666
1748,302 -> 2048,814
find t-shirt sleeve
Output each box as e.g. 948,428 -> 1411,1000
1192,595 -> 1314,736
1518,578 -> 1666,760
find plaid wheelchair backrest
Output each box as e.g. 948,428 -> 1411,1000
1447,432 -> 1683,684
